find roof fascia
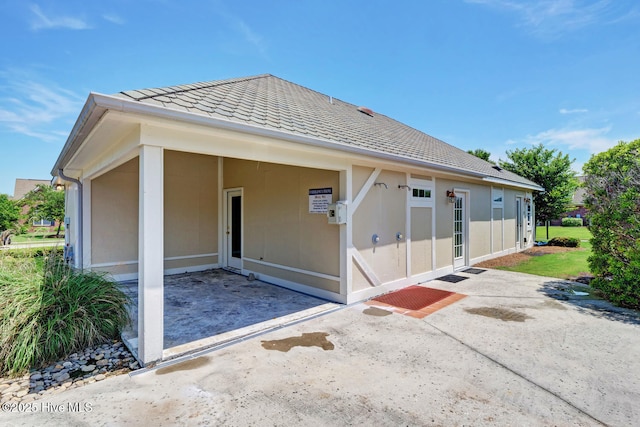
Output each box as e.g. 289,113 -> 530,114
51,94 -> 107,177
482,176 -> 544,192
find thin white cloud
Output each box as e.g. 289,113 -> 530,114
0,75 -> 84,143
30,4 -> 91,31
466,0 -> 633,39
212,1 -> 268,58
559,108 -> 588,114
103,13 -> 125,25
525,125 -> 616,154
234,20 -> 267,56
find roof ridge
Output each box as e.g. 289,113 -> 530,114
120,74 -> 273,101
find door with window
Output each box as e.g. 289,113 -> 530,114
453,193 -> 467,270
516,197 -> 523,250
225,189 -> 243,270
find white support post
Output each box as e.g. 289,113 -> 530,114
405,172 -> 411,279
217,157 -> 224,267
82,179 -> 92,270
340,166 -> 353,296
138,145 -> 164,365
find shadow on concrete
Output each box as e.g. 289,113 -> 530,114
539,279 -> 640,325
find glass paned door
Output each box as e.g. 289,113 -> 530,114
453,195 -> 466,269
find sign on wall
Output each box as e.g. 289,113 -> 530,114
309,188 -> 333,213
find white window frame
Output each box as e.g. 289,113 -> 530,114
492,187 -> 504,208
409,178 -> 434,207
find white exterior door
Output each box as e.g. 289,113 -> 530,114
453,193 -> 467,270
225,189 -> 243,270
516,197 -> 523,250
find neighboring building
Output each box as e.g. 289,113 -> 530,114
12,179 -> 50,200
12,178 -> 56,228
550,176 -> 587,226
51,74 -> 542,364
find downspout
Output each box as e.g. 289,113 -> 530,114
58,169 -> 83,270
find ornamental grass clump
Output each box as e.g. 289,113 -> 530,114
0,251 -> 130,376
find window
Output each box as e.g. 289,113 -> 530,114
412,188 -> 431,199
409,178 -> 433,207
492,188 -> 504,208
33,218 -> 55,227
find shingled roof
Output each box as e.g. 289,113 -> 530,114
113,74 -> 539,189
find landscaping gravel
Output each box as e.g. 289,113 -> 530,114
0,341 -> 139,405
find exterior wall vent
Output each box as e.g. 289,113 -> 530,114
357,106 -> 374,117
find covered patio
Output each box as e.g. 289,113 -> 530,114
119,269 -> 339,362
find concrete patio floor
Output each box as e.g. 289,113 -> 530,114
119,269 -> 339,360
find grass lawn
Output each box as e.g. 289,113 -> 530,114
499,226 -> 593,280
10,230 -> 64,244
535,225 -> 591,241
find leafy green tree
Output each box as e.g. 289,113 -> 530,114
0,194 -> 20,233
583,139 -> 640,308
23,184 -> 65,237
499,143 -> 578,239
467,148 -> 493,163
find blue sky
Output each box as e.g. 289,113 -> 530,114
1,0 -> 639,196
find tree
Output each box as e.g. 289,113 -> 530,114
0,194 -> 20,233
23,184 -> 65,237
583,139 -> 640,308
499,143 -> 578,239
467,148 -> 493,163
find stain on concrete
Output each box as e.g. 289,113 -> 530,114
464,307 -> 533,322
540,300 -> 568,310
261,332 -> 334,352
363,307 -> 392,317
155,356 -> 210,375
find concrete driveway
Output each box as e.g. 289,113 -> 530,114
2,269 -> 639,426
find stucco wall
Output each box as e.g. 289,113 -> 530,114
352,169 -> 407,284
64,183 -> 78,260
91,151 -> 220,274
91,157 -> 139,265
352,166 -> 374,199
492,207 -> 503,252
469,184 -> 491,260
223,158 -> 340,285
504,189 -> 518,249
435,179 -> 454,269
164,150 -> 218,263
410,207 -> 432,275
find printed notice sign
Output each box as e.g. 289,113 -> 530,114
309,188 -> 333,213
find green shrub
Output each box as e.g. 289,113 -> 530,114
548,237 -> 580,247
584,139 -> 640,308
0,252 -> 130,376
561,217 -> 583,227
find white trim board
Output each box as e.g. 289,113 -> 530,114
91,252 -> 218,268
243,258 -> 340,282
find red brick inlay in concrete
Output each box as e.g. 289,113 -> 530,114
372,285 -> 454,310
366,287 -> 467,319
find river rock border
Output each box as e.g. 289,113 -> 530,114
0,340 -> 139,404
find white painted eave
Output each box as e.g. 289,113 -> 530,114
482,176 -> 544,192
